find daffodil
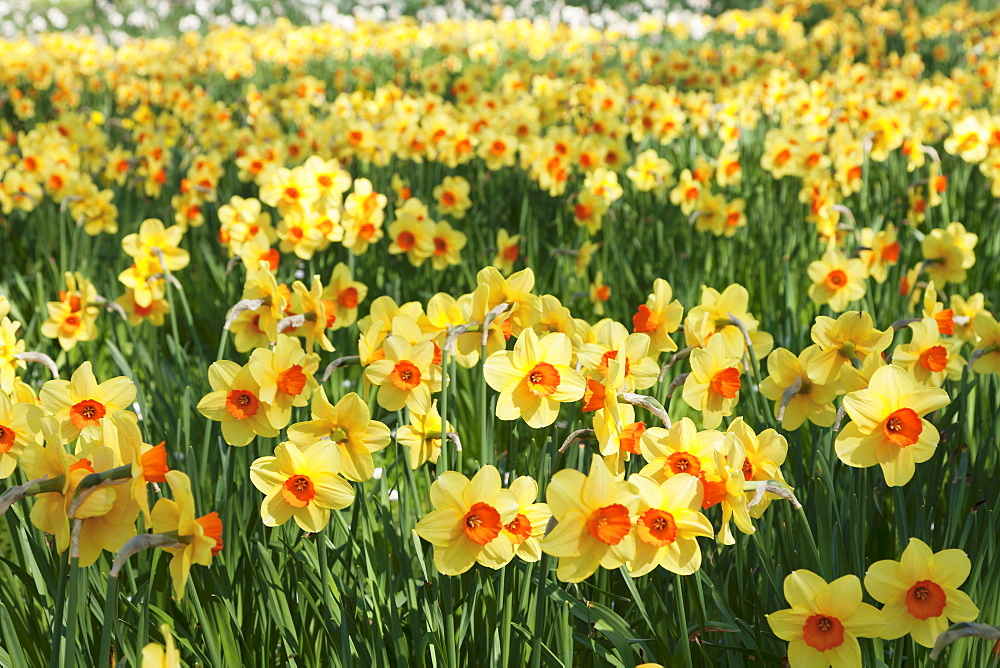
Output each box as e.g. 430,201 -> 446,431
682,334 -> 744,429
40,361 -> 137,442
286,389 -> 390,481
141,624 -> 182,667
627,473 -> 713,577
760,346 -> 838,429
807,248 -> 868,313
364,337 -> 441,413
638,417 -> 724,488
250,441 -> 355,532
197,360 -> 279,447
150,471 -> 223,600
808,311 -> 893,384
921,222 -> 977,285
767,570 -> 885,667
414,465 -> 518,575
483,328 -> 585,428
248,334 -> 320,428
725,418 -> 788,518
502,476 -> 551,563
864,538 -> 979,647
541,455 -> 639,583
0,388 -> 43,478
891,318 -> 964,387
492,228 -> 521,275
631,278 -> 683,354
0,316 -> 26,393
835,365 -> 949,486
395,402 -> 452,470
970,312 -> 1000,374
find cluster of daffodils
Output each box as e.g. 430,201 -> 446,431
0,352 -> 221,600
767,539 -> 979,663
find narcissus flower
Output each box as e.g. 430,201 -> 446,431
248,334 -> 320,428
682,334 -> 743,429
364,338 -> 441,414
864,538 -> 979,648
627,473 -> 713,577
0,389 -> 43,478
321,262 -> 367,330
502,476 -> 551,563
808,311 -> 893,384
484,328 -> 585,428
760,346 -> 838,429
433,175 -> 472,219
807,249 -> 868,313
414,465 -> 518,575
541,455 -> 639,583
141,624 -> 181,668
492,228 -> 521,275
632,278 -> 683,354
767,570 -> 885,667
891,318 -> 964,387
638,417 -> 723,488
250,441 -> 355,532
150,471 -> 224,600
0,316 -> 26,392
40,361 -> 137,442
835,365 -> 949,486
197,361 -> 279,447
921,222 -> 977,285
725,418 -> 788,518
395,402 -> 452,469
684,283 -> 772,358
970,312 -> 1000,374
286,389 -> 390,481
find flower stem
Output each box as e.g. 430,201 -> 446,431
62,556 -> 82,668
97,574 -> 120,668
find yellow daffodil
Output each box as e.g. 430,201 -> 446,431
502,476 -> 551,563
40,361 -> 137,442
760,346 -> 839,429
483,328 -> 585,428
891,318 -> 964,386
0,389 -> 42,479
248,334 -> 320,428
364,337 -> 441,414
141,624 -> 182,667
971,312 -> 1000,374
808,311 -> 893,384
864,538 -> 979,648
921,222 -> 977,285
835,365 -> 949,486
627,473 -> 713,577
767,570 -> 885,667
807,248 -> 868,313
541,455 -> 638,583
395,401 -> 452,469
682,333 -> 743,429
197,360 -> 279,447
414,465 -> 518,575
250,440 -> 355,532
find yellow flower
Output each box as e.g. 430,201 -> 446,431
725,418 -> 788,518
502,476 -> 551,563
808,311 -> 893,385
364,337 -> 441,413
250,440 -> 355,532
233,263 -> 288,346
492,228 -> 521,275
589,271 -> 611,316
121,218 -> 189,272
0,389 -> 42,478
948,292 -> 985,343
767,571 -> 885,667
577,320 -> 660,391
712,431 -> 756,545
286,389 -> 390,481
631,278 -> 683,354
483,328 -> 585,428
429,221 -> 467,270
921,222 -> 977,285
760,346 -> 839,429
858,225 -> 901,284
432,175 -> 472,219
865,538 -> 979,648
321,262 -> 367,330
807,248 -> 868,313
0,316 -> 26,393
835,365 -> 949,486
638,417 -> 723,487
247,334 -> 320,429
341,178 -> 387,255
891,318 -> 964,387
40,272 -> 100,350
388,198 -> 436,267
150,471 -> 223,600
395,401 -> 453,470
141,624 -> 181,668
971,312 -> 1000,375
414,465 -> 518,575
197,360 -> 279,447
682,334 -> 744,429
475,266 -> 541,336
627,473 -> 713,577
684,283 -> 772,358
626,148 -> 674,192
40,361 -> 137,442
541,454 -> 638,583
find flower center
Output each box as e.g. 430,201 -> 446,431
526,362 -> 560,397
742,457 -> 754,481
338,287 -> 359,309
802,614 -> 845,652
632,304 -> 659,333
284,186 -> 301,201
441,191 -> 456,206
906,580 -> 947,620
397,230 -> 415,250
434,237 -> 448,254
882,407 -> 922,447
619,422 -> 646,455
918,345 -> 948,373
586,503 -> 631,545
196,511 -> 225,556
504,513 -> 533,544
463,502 -> 502,545
710,367 -> 741,399
277,365 -> 308,396
637,508 -> 677,547
666,451 -> 701,477
140,442 -> 169,483
225,390 -> 260,420
825,269 -> 848,290
0,424 -> 14,452
70,399 -> 107,430
391,360 -> 422,391
282,474 -> 315,508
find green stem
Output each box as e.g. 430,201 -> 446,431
47,551 -> 69,668
318,530 -> 336,640
98,575 -> 120,668
674,574 -> 692,667
480,342 -> 491,467
62,556 -> 82,668
795,505 -> 827,578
